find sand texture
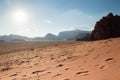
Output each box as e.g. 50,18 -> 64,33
0,38 -> 120,80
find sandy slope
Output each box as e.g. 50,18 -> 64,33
0,38 -> 120,80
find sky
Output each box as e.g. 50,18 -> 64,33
0,0 -> 120,37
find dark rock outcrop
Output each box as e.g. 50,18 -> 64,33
91,13 -> 120,40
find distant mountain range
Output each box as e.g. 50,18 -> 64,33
33,29 -> 91,41
0,34 -> 32,42
0,29 -> 91,41
58,29 -> 91,40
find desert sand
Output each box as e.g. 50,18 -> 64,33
0,38 -> 120,80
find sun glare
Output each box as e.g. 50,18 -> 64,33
13,10 -> 27,23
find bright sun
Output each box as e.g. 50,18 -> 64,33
13,10 -> 27,23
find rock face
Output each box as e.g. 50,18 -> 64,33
91,13 -> 120,40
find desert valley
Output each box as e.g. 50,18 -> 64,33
0,0 -> 120,80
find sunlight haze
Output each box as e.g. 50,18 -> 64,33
0,0 -> 120,37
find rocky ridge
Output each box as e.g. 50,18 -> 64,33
91,13 -> 120,40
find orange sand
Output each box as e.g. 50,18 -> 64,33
0,38 -> 120,80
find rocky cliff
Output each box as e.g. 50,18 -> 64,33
91,13 -> 120,40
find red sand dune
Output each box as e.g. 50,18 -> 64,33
0,38 -> 120,80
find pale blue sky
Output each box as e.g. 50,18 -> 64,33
0,0 -> 120,37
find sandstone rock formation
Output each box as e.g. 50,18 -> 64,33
91,13 -> 120,40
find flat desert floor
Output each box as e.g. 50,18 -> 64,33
0,38 -> 120,80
